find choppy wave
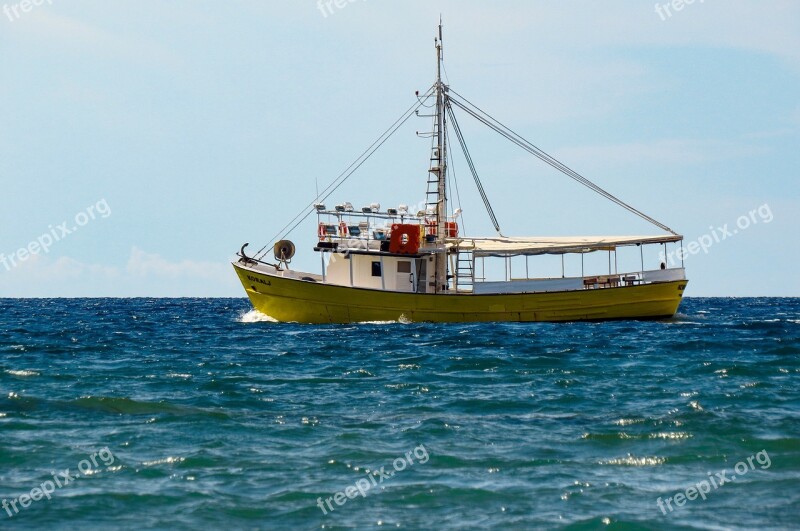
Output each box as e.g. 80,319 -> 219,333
239,309 -> 278,323
5,369 -> 40,377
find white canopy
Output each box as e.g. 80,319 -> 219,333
448,235 -> 683,257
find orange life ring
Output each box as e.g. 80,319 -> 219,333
318,222 -> 327,240
389,224 -> 421,255
338,221 -> 348,237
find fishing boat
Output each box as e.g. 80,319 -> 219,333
233,22 -> 688,323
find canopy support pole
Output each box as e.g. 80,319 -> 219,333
639,244 -> 644,275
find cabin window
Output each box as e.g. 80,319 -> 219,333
397,261 -> 411,273
371,261 -> 382,277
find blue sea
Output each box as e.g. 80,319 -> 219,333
1,298 -> 798,530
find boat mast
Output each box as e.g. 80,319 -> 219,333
434,18 -> 448,292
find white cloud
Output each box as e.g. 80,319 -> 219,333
126,247 -> 230,280
4,252 -> 116,278
0,248 -> 238,297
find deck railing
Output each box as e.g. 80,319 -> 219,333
470,268 -> 686,295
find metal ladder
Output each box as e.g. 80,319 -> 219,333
455,251 -> 474,292
425,121 -> 442,225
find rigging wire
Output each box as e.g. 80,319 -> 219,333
445,132 -> 466,236
416,93 -> 436,108
254,86 -> 436,259
445,101 -> 503,236
448,89 -> 677,235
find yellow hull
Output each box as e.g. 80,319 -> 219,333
233,263 -> 687,324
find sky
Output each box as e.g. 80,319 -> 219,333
0,0 -> 798,297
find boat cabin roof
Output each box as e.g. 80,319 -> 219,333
448,234 -> 683,257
